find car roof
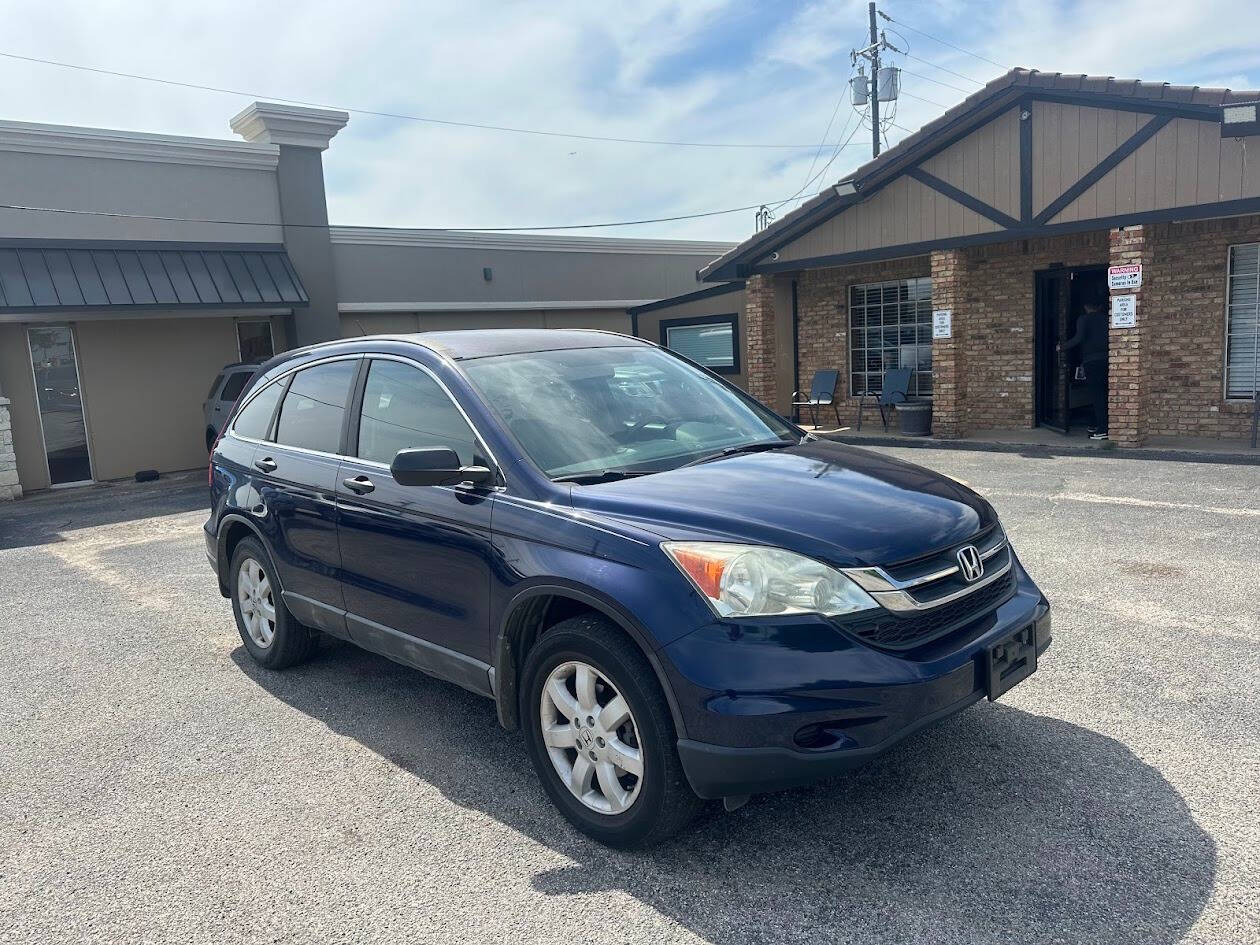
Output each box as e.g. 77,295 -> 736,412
369,329 -> 650,361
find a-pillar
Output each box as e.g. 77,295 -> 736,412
930,249 -> 968,438
744,274 -> 780,408
1108,226 -> 1152,447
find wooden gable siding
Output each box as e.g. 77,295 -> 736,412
920,106 -> 1021,220
771,171 -> 1002,264
760,96 -> 1260,269
1051,112 -> 1260,223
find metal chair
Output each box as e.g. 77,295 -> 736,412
856,368 -> 912,432
792,370 -> 842,428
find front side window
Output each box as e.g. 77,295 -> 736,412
233,379 -> 283,440
1227,243 -> 1259,399
661,315 -> 738,373
357,360 -> 480,466
274,360 -> 356,453
849,277 -> 933,398
462,345 -> 795,478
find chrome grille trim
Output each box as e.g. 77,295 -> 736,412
868,555 -> 1013,613
844,528 -> 1007,594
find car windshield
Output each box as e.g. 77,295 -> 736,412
461,345 -> 798,479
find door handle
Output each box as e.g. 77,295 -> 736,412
342,475 -> 375,495
254,456 -> 277,473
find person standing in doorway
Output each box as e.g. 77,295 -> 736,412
1060,299 -> 1110,440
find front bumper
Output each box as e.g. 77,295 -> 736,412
662,559 -> 1050,799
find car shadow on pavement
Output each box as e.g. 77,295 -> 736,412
232,641 -> 1216,945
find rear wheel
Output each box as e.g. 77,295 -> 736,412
520,614 -> 702,847
229,537 -> 317,669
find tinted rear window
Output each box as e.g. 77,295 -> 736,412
219,371 -> 251,402
207,372 -> 225,399
274,360 -> 356,454
232,380 -> 283,441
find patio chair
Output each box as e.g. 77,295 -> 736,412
792,370 -> 842,428
856,368 -> 913,432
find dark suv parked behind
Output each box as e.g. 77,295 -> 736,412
206,330 -> 1050,847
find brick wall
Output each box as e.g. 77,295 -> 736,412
794,256 -> 930,427
767,214 -> 1260,442
958,231 -> 1109,431
0,397 -> 21,501
1140,215 -> 1260,440
744,274 -> 778,407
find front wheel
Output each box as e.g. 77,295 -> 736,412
520,615 -> 702,847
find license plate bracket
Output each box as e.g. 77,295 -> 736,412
985,623 -> 1037,700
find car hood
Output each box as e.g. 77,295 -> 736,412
568,440 -> 995,568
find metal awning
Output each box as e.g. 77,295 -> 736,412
0,243 -> 308,313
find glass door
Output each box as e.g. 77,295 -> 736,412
27,326 -> 93,485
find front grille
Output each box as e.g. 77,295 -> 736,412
840,569 -> 1017,651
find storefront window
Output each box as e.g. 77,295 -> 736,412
237,320 -> 274,363
661,315 -> 739,374
849,278 -> 933,398
1226,243 -> 1259,399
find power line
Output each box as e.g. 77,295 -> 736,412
878,12 -> 1009,71
0,199 -> 804,232
0,49 -> 847,152
897,67 -> 976,96
777,107 -> 872,212
897,88 -> 948,109
902,51 -> 986,86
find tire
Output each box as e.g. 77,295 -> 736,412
229,536 -> 317,670
520,614 -> 703,848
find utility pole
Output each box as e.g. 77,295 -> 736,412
851,3 -> 900,159
868,1 -> 880,158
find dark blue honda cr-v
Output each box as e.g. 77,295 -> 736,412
206,330 -> 1050,847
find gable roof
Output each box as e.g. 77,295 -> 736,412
700,68 -> 1259,281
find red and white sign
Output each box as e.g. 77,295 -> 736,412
1108,264 -> 1142,291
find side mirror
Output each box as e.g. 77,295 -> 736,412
390,447 -> 494,488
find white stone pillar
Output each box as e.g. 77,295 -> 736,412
0,397 -> 22,500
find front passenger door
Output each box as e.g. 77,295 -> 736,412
336,357 -> 497,686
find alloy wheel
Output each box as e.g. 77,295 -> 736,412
237,557 -> 276,648
539,660 -> 644,815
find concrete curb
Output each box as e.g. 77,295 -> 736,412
826,433 -> 1260,466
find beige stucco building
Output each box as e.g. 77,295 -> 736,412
0,105 -> 732,498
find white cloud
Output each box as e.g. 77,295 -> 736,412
0,0 -> 1256,241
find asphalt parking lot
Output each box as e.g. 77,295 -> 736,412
1,448 -> 1257,945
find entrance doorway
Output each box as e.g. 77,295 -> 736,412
1034,266 -> 1107,433
27,325 -> 93,486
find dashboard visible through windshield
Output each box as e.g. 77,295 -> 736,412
461,345 -> 798,479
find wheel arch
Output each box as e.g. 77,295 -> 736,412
494,582 -> 688,740
215,513 -> 268,598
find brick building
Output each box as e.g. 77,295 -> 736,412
650,70 -> 1260,447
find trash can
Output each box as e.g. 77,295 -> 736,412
895,399 -> 932,436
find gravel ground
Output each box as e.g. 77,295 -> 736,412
0,450 -> 1257,945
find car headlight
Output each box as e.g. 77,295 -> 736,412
661,542 -> 879,618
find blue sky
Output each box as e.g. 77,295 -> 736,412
1,0 -> 1257,241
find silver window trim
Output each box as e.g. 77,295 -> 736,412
228,350 -> 504,484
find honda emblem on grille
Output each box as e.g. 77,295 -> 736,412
956,545 -> 984,583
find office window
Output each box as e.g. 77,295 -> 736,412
660,314 -> 739,374
1227,243 -> 1259,399
849,277 -> 933,397
237,320 -> 274,362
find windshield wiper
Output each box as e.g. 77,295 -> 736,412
679,438 -> 798,469
551,469 -> 647,485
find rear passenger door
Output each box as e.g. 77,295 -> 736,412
251,357 -> 359,621
335,357 -> 497,688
